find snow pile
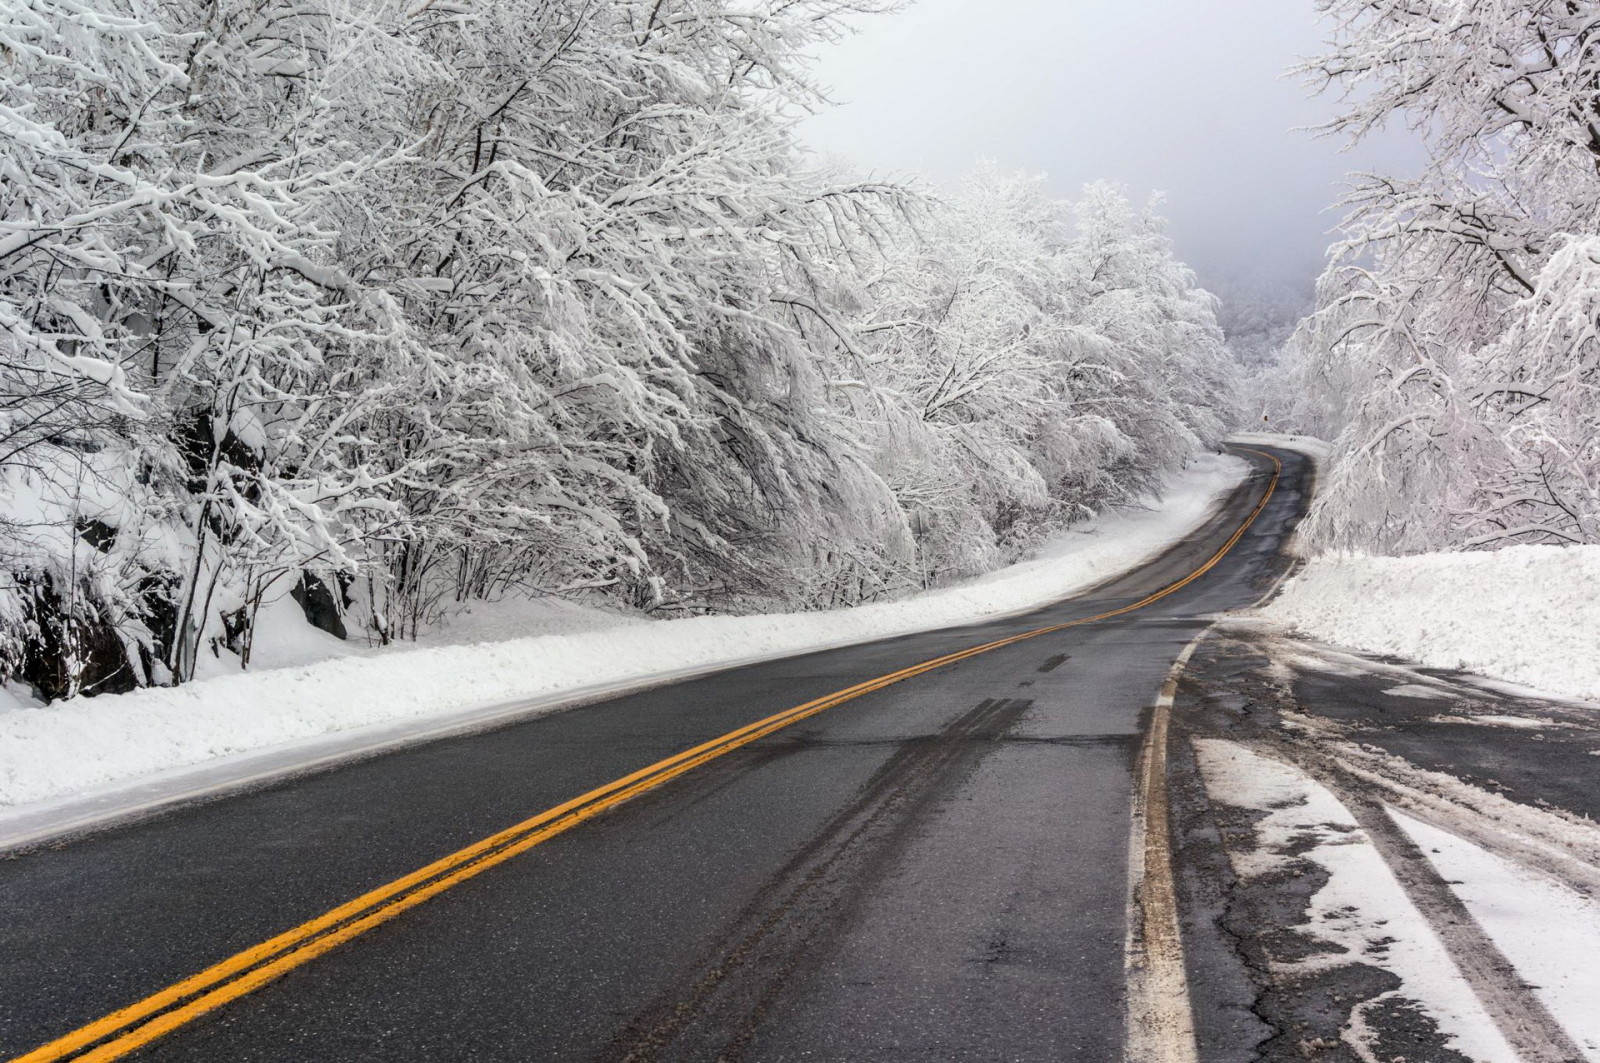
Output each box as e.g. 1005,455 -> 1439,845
0,456 -> 1246,809
1263,545 -> 1600,703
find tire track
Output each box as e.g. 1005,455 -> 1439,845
1285,750 -> 1588,1063
597,697 -> 1032,1063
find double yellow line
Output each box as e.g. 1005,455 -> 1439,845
13,450 -> 1281,1063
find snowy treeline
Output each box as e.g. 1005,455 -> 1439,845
807,172 -> 1237,605
0,0 -> 1235,699
1266,0 -> 1600,553
1212,274 -> 1312,369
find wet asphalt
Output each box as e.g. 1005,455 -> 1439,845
1289,663 -> 1600,824
0,446 -> 1311,1063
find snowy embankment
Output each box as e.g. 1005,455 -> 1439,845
0,455 -> 1247,811
1263,545 -> 1600,704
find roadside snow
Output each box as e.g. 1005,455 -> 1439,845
189,591 -> 641,681
1391,810 -> 1600,1060
1192,739 -> 1515,1063
0,682 -> 42,712
416,595 -> 648,649
1262,545 -> 1600,704
0,455 -> 1246,810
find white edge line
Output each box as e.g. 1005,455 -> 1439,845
1121,443 -> 1306,1061
1123,628 -> 1208,1063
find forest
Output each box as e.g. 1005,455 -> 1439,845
0,0 -> 1237,698
9,0 -> 1599,706
1259,0 -> 1600,555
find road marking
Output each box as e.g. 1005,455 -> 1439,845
12,450 -> 1282,1063
1123,446 -> 1286,1063
1124,631 -> 1208,1063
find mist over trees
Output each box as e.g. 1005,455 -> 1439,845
0,0 -> 1235,699
1266,0 -> 1600,554
1211,274 -> 1312,369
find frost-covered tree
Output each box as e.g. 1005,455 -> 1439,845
340,0 -> 909,630
0,0 -> 1235,700
0,0 -> 458,686
1283,0 -> 1600,552
1211,274 -> 1312,369
1,0 -> 907,688
807,170 -> 1237,598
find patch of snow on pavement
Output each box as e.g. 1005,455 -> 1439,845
1192,739 -> 1516,1063
1390,810 -> 1600,1060
1287,728 -> 1600,877
0,456 -> 1247,810
1447,714 -> 1559,730
1263,544 -> 1600,705
1383,684 -> 1456,700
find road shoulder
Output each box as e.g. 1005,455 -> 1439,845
1170,623 -> 1600,1062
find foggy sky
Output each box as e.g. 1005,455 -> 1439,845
798,0 -> 1423,300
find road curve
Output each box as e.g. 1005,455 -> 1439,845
0,445 -> 1312,1063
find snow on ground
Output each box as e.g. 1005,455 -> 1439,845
1391,810 -> 1600,1061
0,682 -> 42,713
1192,738 -> 1516,1063
1382,683 -> 1454,700
1262,544 -> 1600,704
415,594 -> 648,649
192,595 -> 356,679
189,590 -> 644,682
0,455 -> 1245,810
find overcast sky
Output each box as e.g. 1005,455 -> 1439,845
798,0 -> 1423,300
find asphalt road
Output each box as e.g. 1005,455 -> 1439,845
0,445 -> 1311,1063
1169,618 -> 1600,1063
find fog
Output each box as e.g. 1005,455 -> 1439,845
799,0 -> 1423,303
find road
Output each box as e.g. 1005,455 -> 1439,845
1170,621 -> 1600,1063
0,445 -> 1309,1063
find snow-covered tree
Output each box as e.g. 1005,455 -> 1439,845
807,170 -> 1237,598
338,0 -> 909,629
0,0 -> 1236,700
1211,274 -> 1312,369
1285,0 -> 1600,552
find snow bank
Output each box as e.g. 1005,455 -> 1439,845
0,455 -> 1247,810
1263,545 -> 1600,704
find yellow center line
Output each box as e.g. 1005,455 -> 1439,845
12,448 -> 1283,1063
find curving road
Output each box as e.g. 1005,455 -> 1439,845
0,446 -> 1311,1063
